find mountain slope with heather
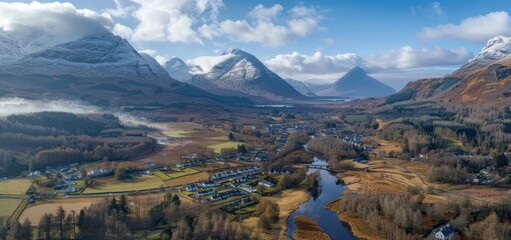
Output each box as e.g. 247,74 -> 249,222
385,35 -> 511,108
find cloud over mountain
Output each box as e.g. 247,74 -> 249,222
418,11 -> 511,42
264,46 -> 472,82
0,1 -> 112,42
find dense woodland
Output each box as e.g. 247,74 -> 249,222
0,193 -> 248,240
337,191 -> 511,240
0,112 -> 156,176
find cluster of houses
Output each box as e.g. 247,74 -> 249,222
87,168 -> 113,177
258,179 -> 276,188
210,166 -> 260,180
208,189 -> 243,202
236,147 -> 267,162
268,169 -> 291,175
232,174 -> 256,183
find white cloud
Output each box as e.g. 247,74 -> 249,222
104,0 -> 134,18
139,49 -> 168,65
418,11 -> 511,42
264,46 -> 472,81
128,0 -> 223,44
323,38 -> 335,46
218,4 -> 322,47
198,23 -> 221,39
186,53 -> 235,74
264,51 -> 362,81
0,1 -> 112,42
249,4 -> 283,21
364,46 -> 473,69
431,2 -> 443,16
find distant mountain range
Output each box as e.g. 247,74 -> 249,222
0,32 -> 247,106
385,35 -> 511,108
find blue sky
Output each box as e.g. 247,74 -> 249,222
2,0 -> 511,89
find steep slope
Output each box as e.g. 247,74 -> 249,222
385,35 -> 511,107
0,30 -> 59,66
317,66 -> 396,98
189,48 -> 305,101
284,78 -> 316,96
163,57 -> 202,82
0,33 -> 248,106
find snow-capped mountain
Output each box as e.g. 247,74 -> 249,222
164,57 -> 202,82
0,32 -> 248,105
317,66 -> 395,98
2,33 -> 169,81
386,35 -> 511,108
0,30 -> 59,66
455,35 -> 511,75
189,48 -> 305,101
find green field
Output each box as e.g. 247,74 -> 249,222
164,129 -> 191,138
207,141 -> 244,154
0,199 -> 24,218
445,137 -> 465,149
153,171 -> 172,181
0,179 -> 32,195
168,168 -> 199,179
83,175 -> 165,194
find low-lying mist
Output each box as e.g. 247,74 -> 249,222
0,97 -> 161,129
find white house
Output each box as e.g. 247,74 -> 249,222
434,224 -> 454,240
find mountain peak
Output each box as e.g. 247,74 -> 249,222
318,66 -> 395,98
189,49 -> 304,101
225,48 -> 250,56
481,35 -> 511,53
165,57 -> 186,68
454,35 -> 511,75
346,66 -> 366,75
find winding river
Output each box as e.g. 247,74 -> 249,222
285,152 -> 358,240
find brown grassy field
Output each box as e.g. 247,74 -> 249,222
292,215 -> 330,240
0,179 -> 31,195
242,188 -> 309,240
0,199 -> 23,218
163,172 -> 209,187
20,198 -> 103,225
83,175 -> 165,194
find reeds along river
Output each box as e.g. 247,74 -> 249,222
285,152 -> 358,240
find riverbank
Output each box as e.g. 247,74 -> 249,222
242,187 -> 309,240
292,215 -> 330,240
326,199 -> 384,240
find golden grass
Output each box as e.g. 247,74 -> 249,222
20,198 -> 103,226
207,141 -> 245,154
292,215 -> 330,240
83,175 -> 165,194
168,168 -> 199,179
242,188 -> 309,240
0,199 -> 23,217
365,136 -> 402,155
0,179 -> 31,195
339,213 -> 385,240
163,172 -> 209,187
162,122 -> 202,138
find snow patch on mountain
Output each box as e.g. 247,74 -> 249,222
1,32 -> 170,82
0,30 -> 59,66
186,53 -> 235,74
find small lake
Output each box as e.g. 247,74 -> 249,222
285,153 -> 358,240
254,104 -> 293,108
